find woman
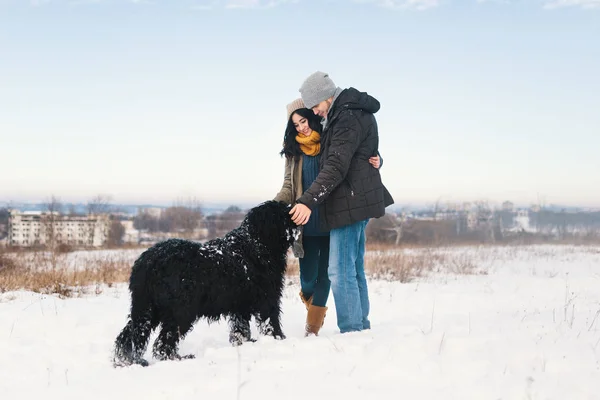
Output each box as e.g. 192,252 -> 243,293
274,98 -> 381,336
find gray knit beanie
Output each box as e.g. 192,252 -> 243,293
299,71 -> 337,109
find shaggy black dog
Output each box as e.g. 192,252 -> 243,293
112,200 -> 298,367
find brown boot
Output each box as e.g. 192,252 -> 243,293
299,291 -> 313,311
305,305 -> 328,336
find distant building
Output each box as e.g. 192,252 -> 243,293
138,207 -> 163,218
502,201 -> 514,212
514,209 -> 532,232
434,211 -> 457,221
467,211 -> 478,230
8,210 -> 109,247
120,220 -> 140,244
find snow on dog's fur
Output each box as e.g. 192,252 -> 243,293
112,200 -> 298,367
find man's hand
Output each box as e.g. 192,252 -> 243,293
290,203 -> 311,225
369,155 -> 381,169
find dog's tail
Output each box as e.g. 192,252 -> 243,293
113,272 -> 155,367
113,306 -> 155,367
113,319 -> 137,367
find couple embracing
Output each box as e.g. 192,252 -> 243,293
274,71 -> 394,336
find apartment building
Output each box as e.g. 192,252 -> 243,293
8,210 -> 110,247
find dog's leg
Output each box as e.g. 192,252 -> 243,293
256,308 -> 286,340
113,320 -> 139,367
113,311 -> 154,368
228,314 -> 255,346
130,312 -> 155,366
114,281 -> 159,367
175,318 -> 197,360
152,317 -> 196,361
152,322 -> 182,361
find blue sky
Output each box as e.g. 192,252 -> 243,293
1,0 -> 599,209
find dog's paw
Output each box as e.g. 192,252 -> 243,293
229,332 -> 245,346
112,359 -> 129,368
229,336 -> 256,347
113,357 -> 149,368
273,333 -> 286,340
167,353 -> 194,361
160,353 -> 193,362
136,358 -> 150,367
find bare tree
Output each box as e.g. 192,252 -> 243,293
173,196 -> 203,233
203,206 -> 244,239
0,207 -> 9,224
216,206 -> 244,235
431,196 -> 442,221
87,194 -> 113,215
536,193 -> 547,211
160,197 -> 204,238
43,195 -> 63,248
67,204 -> 79,216
86,194 -> 113,247
473,200 -> 496,243
0,207 -> 8,240
386,211 -> 407,245
42,195 -> 63,268
106,219 -> 126,247
365,211 -> 407,244
134,211 -> 160,232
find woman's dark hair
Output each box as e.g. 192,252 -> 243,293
280,108 -> 323,158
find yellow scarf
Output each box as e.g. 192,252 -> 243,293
295,130 -> 321,156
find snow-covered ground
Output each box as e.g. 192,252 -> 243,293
2,245 -> 600,399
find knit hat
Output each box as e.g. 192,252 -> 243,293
299,71 -> 337,109
286,98 -> 305,121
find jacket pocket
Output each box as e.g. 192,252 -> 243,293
345,178 -> 356,197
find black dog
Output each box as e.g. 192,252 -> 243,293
112,200 -> 298,367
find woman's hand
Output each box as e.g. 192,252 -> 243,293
369,155 -> 381,169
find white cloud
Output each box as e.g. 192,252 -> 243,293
20,0 -> 600,11
29,0 -> 52,6
224,0 -> 294,8
69,0 -> 105,4
188,0 -> 296,9
474,0 -> 512,4
355,0 -> 440,10
543,0 -> 600,9
478,0 -> 600,8
385,0 -> 440,9
191,0 -> 436,10
16,0 -> 449,10
26,0 -> 151,5
191,0 -> 218,9
19,0 -> 294,8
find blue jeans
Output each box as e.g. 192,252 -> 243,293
328,219 -> 370,333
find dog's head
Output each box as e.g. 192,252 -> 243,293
244,200 -> 299,250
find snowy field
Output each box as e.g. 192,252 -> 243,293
2,245 -> 600,399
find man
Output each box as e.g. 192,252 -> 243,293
290,71 -> 394,333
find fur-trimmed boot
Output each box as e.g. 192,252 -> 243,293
305,305 -> 328,336
299,291 -> 313,311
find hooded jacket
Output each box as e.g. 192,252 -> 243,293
296,87 -> 394,231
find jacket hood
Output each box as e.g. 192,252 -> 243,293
332,87 -> 380,115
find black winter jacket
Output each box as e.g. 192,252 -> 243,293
296,88 -> 394,231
